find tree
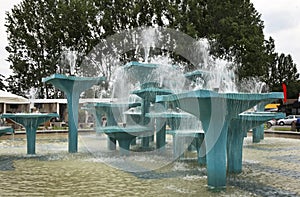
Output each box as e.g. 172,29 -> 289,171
266,52 -> 299,97
263,37 -> 278,88
0,74 -> 6,91
277,54 -> 298,83
260,37 -> 299,95
203,0 -> 267,80
5,0 -> 100,98
5,0 -> 281,98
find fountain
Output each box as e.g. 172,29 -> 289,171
123,61 -> 158,84
227,111 -> 285,174
43,47 -> 106,153
83,102 -> 152,155
132,82 -> 173,148
0,113 -> 58,154
42,29 -> 285,189
252,101 -> 272,143
156,90 -> 284,188
114,61 -> 174,149
42,74 -> 106,153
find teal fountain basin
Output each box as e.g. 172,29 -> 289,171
156,89 -> 284,189
83,102 -> 133,150
83,102 -> 153,155
123,61 -> 158,84
0,113 -> 59,154
101,125 -> 153,156
0,126 -> 14,136
185,70 -> 210,83
227,111 -> 286,174
42,74 -> 106,153
132,82 -> 173,103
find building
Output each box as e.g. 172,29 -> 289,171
0,90 -> 29,114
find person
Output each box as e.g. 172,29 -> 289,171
296,118 -> 300,132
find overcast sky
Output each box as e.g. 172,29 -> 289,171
0,0 -> 21,77
251,0 -> 300,69
1,0 -> 300,78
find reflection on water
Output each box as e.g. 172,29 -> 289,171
0,133 -> 300,196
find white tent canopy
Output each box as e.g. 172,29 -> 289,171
0,90 -> 29,104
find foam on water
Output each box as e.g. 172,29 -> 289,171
164,185 -> 192,194
183,175 -> 207,180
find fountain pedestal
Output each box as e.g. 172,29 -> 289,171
156,90 -> 284,189
227,112 -> 285,173
0,113 -> 59,154
42,74 -> 106,153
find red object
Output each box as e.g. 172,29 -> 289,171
282,83 -> 287,103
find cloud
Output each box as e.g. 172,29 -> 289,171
273,25 -> 300,67
0,0 -> 22,77
263,10 -> 299,33
252,0 -> 300,33
251,0 -> 300,68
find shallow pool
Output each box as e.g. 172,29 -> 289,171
0,133 -> 299,196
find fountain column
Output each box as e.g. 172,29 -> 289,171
140,99 -> 151,148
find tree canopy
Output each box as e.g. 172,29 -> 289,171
0,74 -> 6,91
4,0 -> 298,98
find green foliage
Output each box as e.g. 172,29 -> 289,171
271,77 -> 300,99
263,36 -> 299,94
0,74 -> 6,91
4,0 -> 298,98
5,0 -> 100,98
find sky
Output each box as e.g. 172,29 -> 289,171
1,0 -> 300,78
0,0 -> 22,78
251,0 -> 300,69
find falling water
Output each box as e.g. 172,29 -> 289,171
190,40 -> 238,93
150,56 -> 186,93
237,77 -> 269,93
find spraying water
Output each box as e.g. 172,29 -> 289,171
141,28 -> 158,63
60,48 -> 78,76
27,87 -> 38,111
